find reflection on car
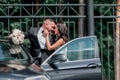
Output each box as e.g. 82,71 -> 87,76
41,36 -> 102,80
0,39 -> 49,80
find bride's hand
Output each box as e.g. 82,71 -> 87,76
44,29 -> 49,37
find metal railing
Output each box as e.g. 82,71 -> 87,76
0,3 -> 86,39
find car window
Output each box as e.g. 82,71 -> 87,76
0,42 -> 29,61
53,36 -> 98,61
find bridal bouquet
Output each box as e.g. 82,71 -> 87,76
11,29 -> 25,45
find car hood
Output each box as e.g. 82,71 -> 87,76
0,64 -> 44,80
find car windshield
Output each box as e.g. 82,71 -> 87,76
0,41 -> 30,65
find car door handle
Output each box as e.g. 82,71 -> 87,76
87,63 -> 99,68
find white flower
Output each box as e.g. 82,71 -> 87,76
11,29 -> 25,44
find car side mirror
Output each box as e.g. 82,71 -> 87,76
48,54 -> 67,70
49,54 -> 67,63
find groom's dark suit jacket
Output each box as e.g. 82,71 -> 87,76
25,27 -> 55,63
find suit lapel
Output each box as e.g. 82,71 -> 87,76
33,27 -> 41,47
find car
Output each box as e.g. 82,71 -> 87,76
41,36 -> 102,80
0,36 -> 102,80
0,39 -> 50,80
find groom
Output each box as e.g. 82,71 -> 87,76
9,18 -> 56,65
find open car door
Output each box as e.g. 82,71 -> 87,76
41,36 -> 102,80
